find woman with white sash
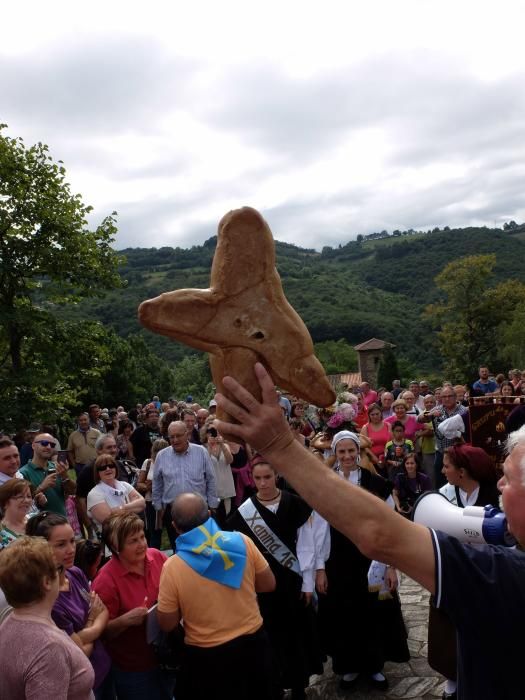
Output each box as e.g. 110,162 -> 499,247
227,456 -> 324,700
317,430 -> 409,692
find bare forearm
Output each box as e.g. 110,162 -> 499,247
78,609 -> 109,643
105,615 -> 131,639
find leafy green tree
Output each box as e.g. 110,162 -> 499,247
172,355 -> 213,404
424,254 -> 525,380
0,125 -> 126,429
500,302 -> 525,368
314,339 -> 358,375
0,124 -> 123,374
376,346 -> 400,388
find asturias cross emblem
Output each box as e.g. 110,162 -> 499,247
192,526 -> 234,570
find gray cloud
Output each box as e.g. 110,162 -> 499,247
1,36 -> 199,135
2,40 -> 524,250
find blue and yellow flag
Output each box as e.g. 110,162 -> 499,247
176,517 -> 247,589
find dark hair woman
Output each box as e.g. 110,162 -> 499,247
227,458 -> 324,699
392,453 -> 432,517
26,513 -> 112,698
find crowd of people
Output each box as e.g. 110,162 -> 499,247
0,364 -> 524,699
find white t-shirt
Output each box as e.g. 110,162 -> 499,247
87,480 -> 134,526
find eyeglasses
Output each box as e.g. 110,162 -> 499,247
441,394 -> 456,399
96,464 -> 115,472
12,493 -> 32,501
35,440 -> 56,448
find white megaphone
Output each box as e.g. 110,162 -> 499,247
412,492 -> 515,547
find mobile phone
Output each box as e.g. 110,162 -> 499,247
57,450 -> 69,464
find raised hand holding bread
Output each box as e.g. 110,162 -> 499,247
138,207 -> 336,437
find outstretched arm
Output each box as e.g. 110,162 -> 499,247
215,363 -> 436,594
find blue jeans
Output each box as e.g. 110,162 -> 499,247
112,666 -> 175,700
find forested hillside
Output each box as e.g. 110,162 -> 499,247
62,226 -> 525,373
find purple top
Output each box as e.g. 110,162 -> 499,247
394,471 -> 432,504
52,566 -> 111,690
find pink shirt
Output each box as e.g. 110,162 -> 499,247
385,414 -> 419,442
92,548 -> 167,671
0,616 -> 94,700
362,390 -> 378,408
363,421 -> 392,459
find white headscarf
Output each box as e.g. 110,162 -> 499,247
331,430 -> 361,454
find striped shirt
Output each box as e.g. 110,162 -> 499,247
431,404 -> 468,452
152,443 -> 219,510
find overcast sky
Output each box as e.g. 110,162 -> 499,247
2,1 -> 525,251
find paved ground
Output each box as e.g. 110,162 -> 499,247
303,576 -> 445,700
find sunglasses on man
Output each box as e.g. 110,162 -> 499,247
35,440 -> 57,448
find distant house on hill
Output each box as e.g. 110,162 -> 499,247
354,338 -> 396,387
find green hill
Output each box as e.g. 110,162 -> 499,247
63,226 -> 525,373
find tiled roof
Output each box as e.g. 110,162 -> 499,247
327,372 -> 362,388
353,337 -> 395,351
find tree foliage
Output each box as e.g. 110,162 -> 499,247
314,339 -> 358,375
424,254 -> 525,381
0,124 -> 123,373
376,346 -> 400,388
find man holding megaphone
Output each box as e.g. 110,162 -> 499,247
215,364 -> 525,700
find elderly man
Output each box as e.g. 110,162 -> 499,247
196,408 -> 210,430
380,391 -> 394,419
418,388 -> 468,487
157,493 -> 275,700
409,381 -> 426,412
20,432 -> 75,516
401,390 -> 420,416
214,363 -> 525,700
153,421 -> 218,548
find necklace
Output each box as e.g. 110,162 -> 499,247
257,489 -> 281,502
